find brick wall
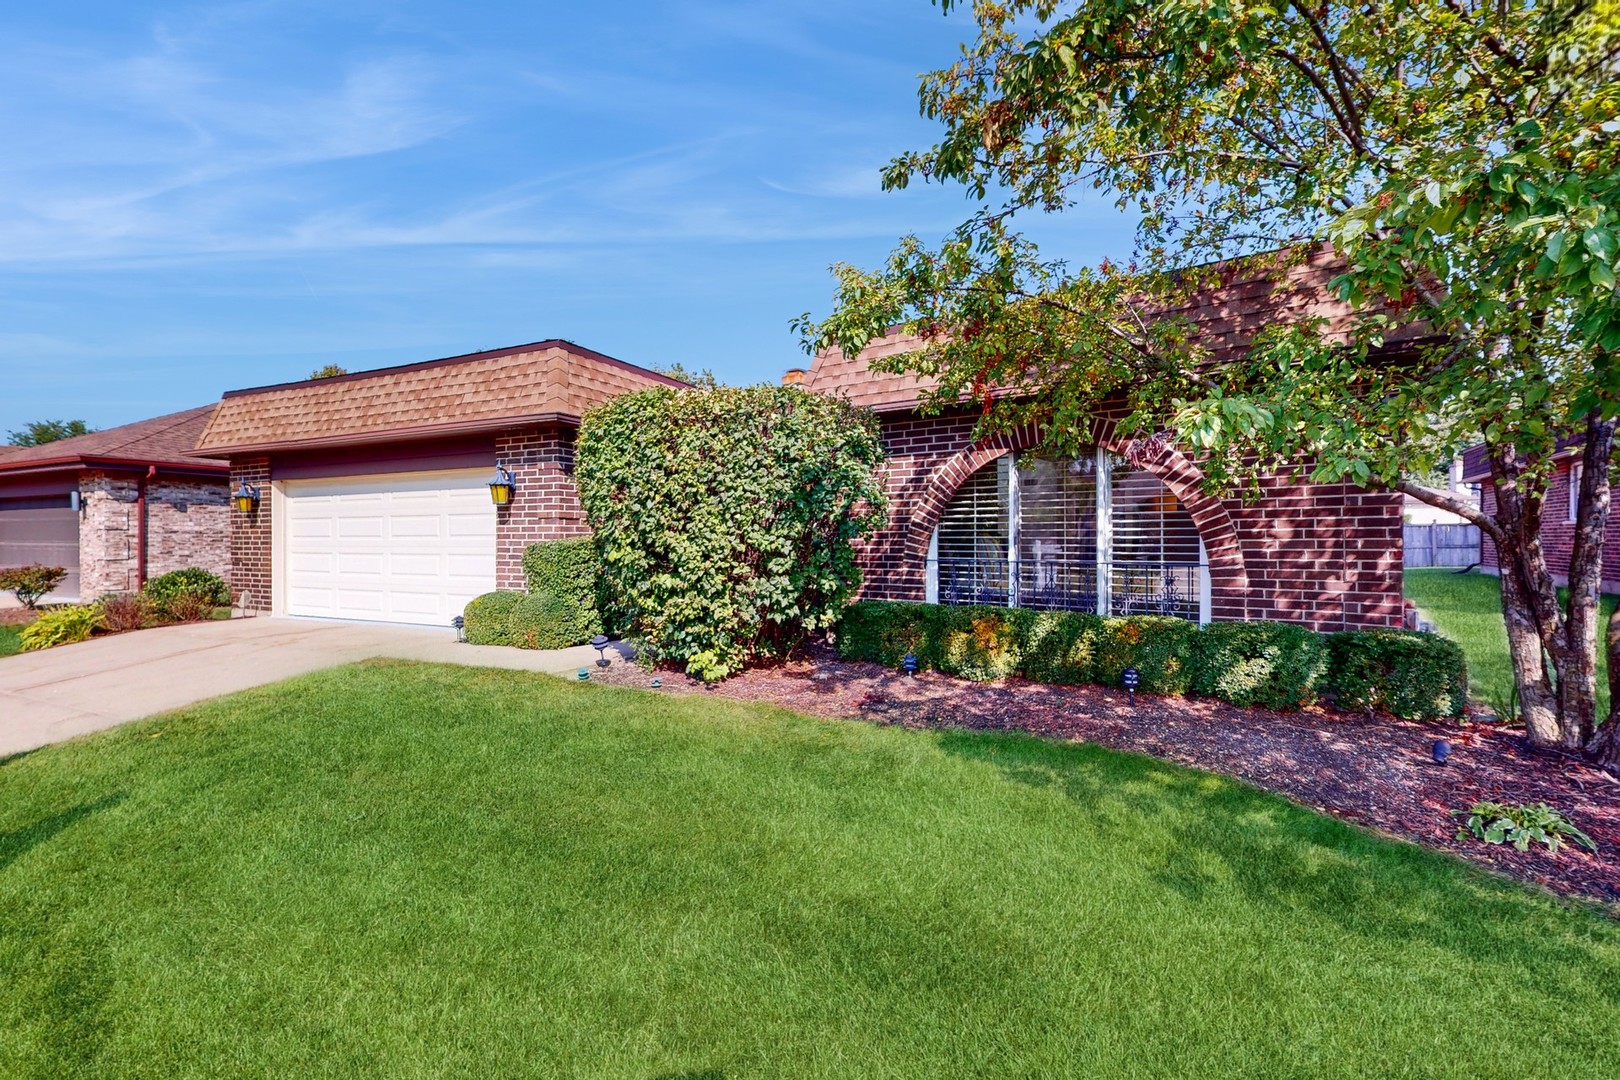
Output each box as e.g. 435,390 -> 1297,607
229,458 -> 271,611
1476,461 -> 1620,590
76,471 -> 231,596
856,410 -> 1403,631
494,425 -> 589,590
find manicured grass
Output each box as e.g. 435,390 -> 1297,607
1,662 -> 1616,1078
0,622 -> 24,658
1405,568 -> 1618,716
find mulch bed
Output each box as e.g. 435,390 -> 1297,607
0,608 -> 36,625
593,646 -> 1620,908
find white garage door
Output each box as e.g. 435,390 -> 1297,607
281,470 -> 496,626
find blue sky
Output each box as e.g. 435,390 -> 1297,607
0,1 -> 1135,435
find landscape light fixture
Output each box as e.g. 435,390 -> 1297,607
901,652 -> 919,677
1432,739 -> 1451,765
650,677 -> 663,689
452,615 -> 466,643
591,634 -> 611,667
1122,666 -> 1141,707
488,463 -> 516,507
232,481 -> 260,514
576,668 -> 590,682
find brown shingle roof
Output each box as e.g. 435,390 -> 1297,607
196,339 -> 685,455
802,248 -> 1430,413
0,405 -> 225,474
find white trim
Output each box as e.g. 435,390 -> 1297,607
924,527 -> 940,604
270,480 -> 286,617
1095,446 -> 1113,616
1198,538 -> 1212,625
1006,457 -> 1022,607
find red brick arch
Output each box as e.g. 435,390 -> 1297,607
901,419 -> 1250,598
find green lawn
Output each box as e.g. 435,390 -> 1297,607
1,662 -> 1616,1078
1404,567 -> 1618,716
0,622 -> 23,658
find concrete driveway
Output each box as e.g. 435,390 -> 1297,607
0,616 -> 633,757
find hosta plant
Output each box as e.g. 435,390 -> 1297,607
1453,802 -> 1596,855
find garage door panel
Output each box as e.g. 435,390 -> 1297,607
281,471 -> 496,626
0,498 -> 80,600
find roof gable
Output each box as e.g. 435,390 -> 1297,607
197,339 -> 685,455
802,248 -> 1431,413
0,405 -> 224,474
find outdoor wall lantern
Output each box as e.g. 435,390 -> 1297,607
1122,666 -> 1141,707
591,634 -> 611,667
452,615 -> 466,643
232,481 -> 260,514
488,463 -> 516,507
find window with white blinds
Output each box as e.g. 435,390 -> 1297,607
927,450 -> 1207,621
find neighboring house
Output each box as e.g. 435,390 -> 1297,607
0,406 -> 230,601
1403,459 -> 1480,525
193,340 -> 684,625
790,250 -> 1420,631
1459,439 -> 1620,592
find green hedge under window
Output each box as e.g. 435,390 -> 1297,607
835,601 -> 1467,722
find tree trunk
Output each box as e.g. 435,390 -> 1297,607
1559,415 -> 1615,750
1594,602 -> 1620,775
1487,445 -> 1565,744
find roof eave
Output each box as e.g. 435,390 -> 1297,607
194,411 -> 583,459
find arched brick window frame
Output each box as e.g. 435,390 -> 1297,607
901,419 -> 1250,615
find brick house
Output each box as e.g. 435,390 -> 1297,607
790,251 -> 1415,631
0,406 -> 231,601
1460,439 -> 1620,592
192,340 -> 683,625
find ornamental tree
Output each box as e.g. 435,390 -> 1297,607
575,385 -> 888,681
798,0 -> 1620,771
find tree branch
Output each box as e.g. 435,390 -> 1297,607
1394,479 -> 1503,542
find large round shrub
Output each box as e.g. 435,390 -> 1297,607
576,385 -> 888,680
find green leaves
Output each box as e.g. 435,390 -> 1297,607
575,386 -> 888,681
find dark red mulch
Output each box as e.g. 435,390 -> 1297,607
0,608 -> 36,625
592,647 -> 1620,908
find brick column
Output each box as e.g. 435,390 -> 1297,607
494,426 -> 589,590
229,458 -> 271,611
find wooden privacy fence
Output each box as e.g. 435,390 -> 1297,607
1404,523 -> 1482,568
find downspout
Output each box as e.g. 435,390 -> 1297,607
136,465 -> 155,590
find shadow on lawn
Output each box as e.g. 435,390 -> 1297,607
934,729 -> 1619,986
0,793 -> 127,872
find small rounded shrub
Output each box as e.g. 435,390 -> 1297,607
0,564 -> 68,610
1094,616 -> 1198,695
1019,611 -> 1105,685
1189,621 -> 1328,710
521,538 -> 603,645
1326,629 -> 1468,721
463,591 -> 526,646
143,568 -> 230,617
97,592 -> 150,633
504,592 -> 591,651
19,604 -> 100,651
939,607 -> 1025,682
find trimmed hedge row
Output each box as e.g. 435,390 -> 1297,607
463,539 -> 605,651
834,601 -> 1467,721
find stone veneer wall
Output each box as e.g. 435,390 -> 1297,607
228,458 -> 272,611
856,410 -> 1403,632
494,425 -> 590,590
77,471 -> 232,597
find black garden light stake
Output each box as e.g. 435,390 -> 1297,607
1433,739 -> 1451,765
591,634 -> 611,667
901,652 -> 919,677
452,615 -> 466,643
1122,667 -> 1140,707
